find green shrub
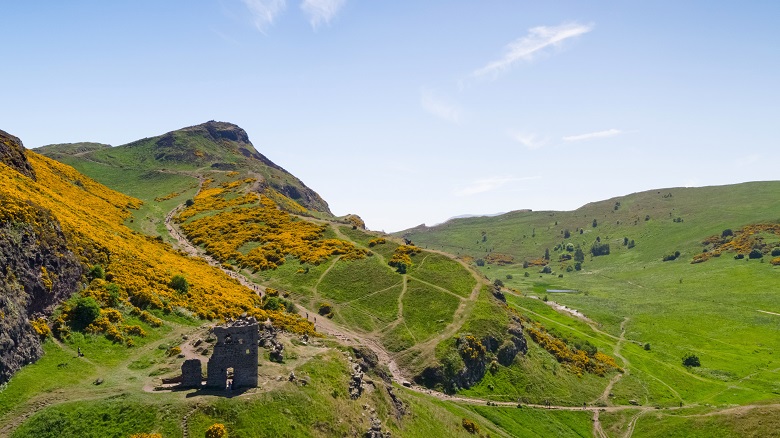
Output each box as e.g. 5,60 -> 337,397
71,297 -> 101,331
461,418 -> 480,434
169,275 -> 189,294
682,353 -> 701,367
88,265 -> 105,280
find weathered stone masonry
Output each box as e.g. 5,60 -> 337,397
205,317 -> 259,389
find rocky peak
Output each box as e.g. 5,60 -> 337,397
0,129 -> 36,180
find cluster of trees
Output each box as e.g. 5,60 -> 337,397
663,251 -> 681,261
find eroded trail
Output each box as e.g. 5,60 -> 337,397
594,317 -> 630,405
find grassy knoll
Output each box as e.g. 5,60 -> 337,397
464,405 -> 593,437
600,404 -> 780,438
317,256 -> 402,303
402,279 -> 462,343
408,252 -> 475,298
11,398 -> 186,438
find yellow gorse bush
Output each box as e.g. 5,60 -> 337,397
176,179 -> 367,272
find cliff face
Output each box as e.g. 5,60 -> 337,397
0,132 -> 83,383
0,129 -> 36,181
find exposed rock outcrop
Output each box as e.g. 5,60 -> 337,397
0,195 -> 82,383
0,129 -> 36,180
415,318 -> 528,392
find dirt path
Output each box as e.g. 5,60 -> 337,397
594,317 -> 629,405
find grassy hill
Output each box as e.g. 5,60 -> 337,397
36,121 -> 334,240
399,182 -> 780,410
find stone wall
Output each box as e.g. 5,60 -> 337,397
181,359 -> 202,388
206,317 -> 259,389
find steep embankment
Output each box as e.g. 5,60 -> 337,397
0,130 -> 82,383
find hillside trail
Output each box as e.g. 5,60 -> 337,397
594,317 -> 630,405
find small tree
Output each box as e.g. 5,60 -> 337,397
105,283 -> 121,307
749,248 -> 763,259
475,258 -> 485,267
564,229 -> 571,239
721,229 -> 733,238
88,265 -> 105,281
592,219 -> 598,228
544,248 -> 550,260
493,279 -> 504,288
71,297 -> 101,331
170,275 -> 189,294
682,353 -> 701,367
185,199 -> 195,207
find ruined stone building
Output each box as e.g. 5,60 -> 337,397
206,316 -> 259,389
178,316 -> 260,390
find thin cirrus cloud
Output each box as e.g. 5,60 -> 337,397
301,0 -> 346,29
455,176 -> 537,196
241,0 -> 287,32
510,132 -> 548,150
420,89 -> 462,123
562,129 -> 621,142
473,22 -> 593,79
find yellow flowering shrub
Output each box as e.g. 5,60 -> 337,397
177,184 -> 366,272
694,223 -> 780,263
40,266 -> 54,290
205,423 -> 227,438
154,191 -> 181,202
368,237 -> 386,247
30,317 -> 51,338
388,245 -> 420,271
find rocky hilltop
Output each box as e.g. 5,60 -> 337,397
37,121 -> 332,215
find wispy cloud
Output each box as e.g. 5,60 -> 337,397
420,89 -> 462,123
562,128 -> 621,142
509,131 -> 549,150
301,0 -> 346,29
242,0 -> 286,32
455,176 -> 537,196
473,22 -> 593,79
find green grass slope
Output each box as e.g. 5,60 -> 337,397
399,182 -> 780,410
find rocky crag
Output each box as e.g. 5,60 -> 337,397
0,130 -> 83,383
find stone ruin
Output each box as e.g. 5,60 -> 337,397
180,359 -> 202,388
179,316 -> 259,390
207,316 -> 259,389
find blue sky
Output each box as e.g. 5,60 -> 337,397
3,1 -> 779,232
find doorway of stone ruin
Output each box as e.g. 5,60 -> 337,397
227,367 -> 234,390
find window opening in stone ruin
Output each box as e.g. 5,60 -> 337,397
227,367 -> 234,389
